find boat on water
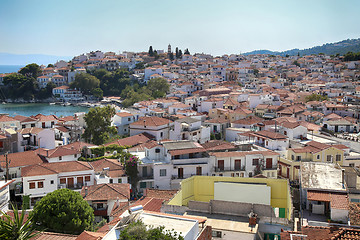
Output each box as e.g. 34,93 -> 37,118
49,102 -> 56,105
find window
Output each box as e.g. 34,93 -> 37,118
296,156 -> 301,161
60,178 -> 66,184
155,148 -> 160,153
336,154 -> 341,162
140,182 -> 147,188
50,180 -> 54,184
22,125 -> 26,129
249,172 -> 253,177
31,123 -> 35,127
38,181 -> 44,188
29,182 -> 35,189
252,159 -> 259,166
291,155 -> 294,160
128,118 -> 131,121
110,179 -> 113,183
327,155 -> 332,162
160,169 -> 167,177
317,155 -> 320,160
85,176 -> 90,182
59,156 -> 62,161
160,132 -> 163,137
350,163 -> 355,167
118,178 -> 122,183
74,154 -> 77,158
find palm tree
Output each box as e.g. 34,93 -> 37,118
0,203 -> 41,240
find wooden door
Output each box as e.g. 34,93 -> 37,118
77,177 -> 83,187
178,168 -> 183,179
67,178 -> 74,188
235,160 -> 241,170
266,158 -> 272,169
196,167 -> 202,176
218,160 -> 224,171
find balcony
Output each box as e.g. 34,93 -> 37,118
58,183 -> 86,190
140,174 -> 154,180
171,173 -> 209,180
213,166 -> 245,172
93,207 -> 108,216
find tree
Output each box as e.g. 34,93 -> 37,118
3,73 -> 37,100
178,49 -> 182,59
30,189 -> 94,234
184,48 -> 190,55
0,203 -> 40,240
70,72 -> 100,94
47,64 -> 54,68
125,155 -> 139,197
118,220 -> 184,240
148,46 -> 154,57
83,106 -> 117,145
175,47 -> 179,58
293,60 -> 300,67
147,77 -> 169,98
305,93 -> 329,102
92,88 -> 103,100
168,52 -> 174,60
19,63 -> 42,78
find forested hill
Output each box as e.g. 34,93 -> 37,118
244,38 -> 360,56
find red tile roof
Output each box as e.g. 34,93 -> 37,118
250,130 -> 288,140
130,116 -> 172,127
105,133 -> 154,147
0,151 -> 46,169
31,232 -> 78,240
22,161 -> 92,177
201,140 -> 237,151
75,231 -> 104,240
81,183 -> 130,201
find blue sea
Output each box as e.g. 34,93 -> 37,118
0,103 -> 89,117
0,65 -> 24,74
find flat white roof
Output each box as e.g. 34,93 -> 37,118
140,212 -> 197,237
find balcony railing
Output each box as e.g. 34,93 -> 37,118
171,173 -> 208,180
93,207 -> 108,216
58,183 -> 86,190
213,166 -> 245,172
140,174 -> 154,180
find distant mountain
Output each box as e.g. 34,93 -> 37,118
243,38 -> 360,56
0,53 -> 72,66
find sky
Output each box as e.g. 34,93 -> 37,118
0,0 -> 359,57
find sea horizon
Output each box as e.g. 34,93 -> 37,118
0,65 -> 24,74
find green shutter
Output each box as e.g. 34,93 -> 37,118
140,182 -> 147,188
279,208 -> 286,218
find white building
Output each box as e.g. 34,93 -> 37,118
170,117 -> 210,144
210,150 -> 279,178
21,161 -> 94,207
112,112 -> 137,135
129,116 -> 172,141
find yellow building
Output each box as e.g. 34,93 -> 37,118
279,141 -> 345,181
168,175 -> 292,220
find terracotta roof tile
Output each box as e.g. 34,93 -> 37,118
105,133 -> 155,147
81,183 -> 130,201
130,116 -> 172,127
22,161 -> 92,177
31,231 -> 78,240
0,151 -> 46,169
